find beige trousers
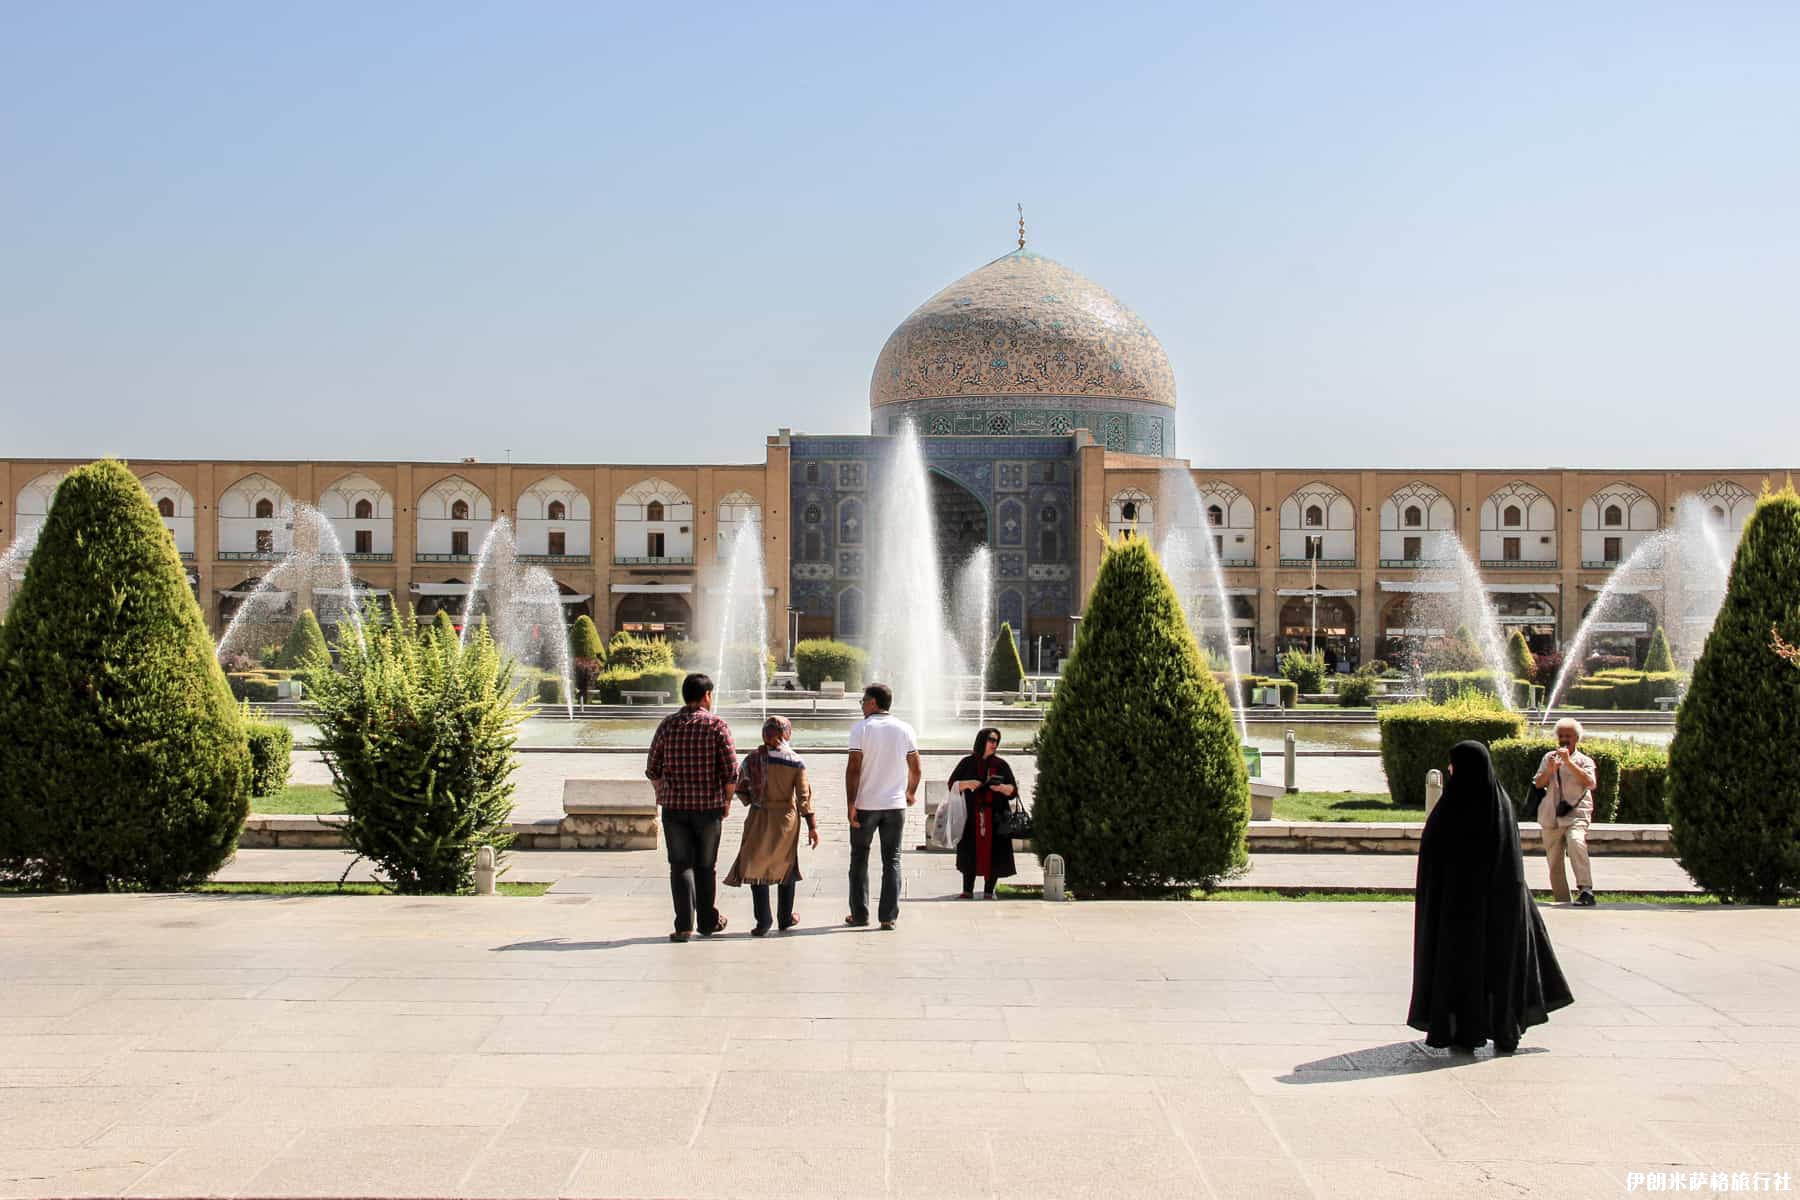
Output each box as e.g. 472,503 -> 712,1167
1539,803 -> 1593,900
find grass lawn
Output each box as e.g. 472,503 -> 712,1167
1271,790 -> 1419,823
253,783 -> 344,814
195,880 -> 551,897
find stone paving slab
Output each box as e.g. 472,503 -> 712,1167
0,893 -> 1794,1198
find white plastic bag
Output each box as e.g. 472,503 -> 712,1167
942,789 -> 967,848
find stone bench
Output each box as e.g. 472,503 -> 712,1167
1249,779 -> 1283,821
620,690 -> 669,706
560,779 -> 659,850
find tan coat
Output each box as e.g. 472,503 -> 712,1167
724,756 -> 814,887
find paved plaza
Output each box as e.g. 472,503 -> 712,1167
3,887 -> 1796,1199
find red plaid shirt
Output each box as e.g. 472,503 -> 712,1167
645,705 -> 739,811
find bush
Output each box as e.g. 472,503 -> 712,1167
1378,696 -> 1525,807
1643,626 -> 1675,673
606,633 -> 676,671
1612,740 -> 1671,823
1425,626 -> 1486,673
535,673 -> 565,705
795,639 -> 868,690
1669,487 -> 1800,903
430,610 -> 458,644
1279,649 -> 1326,695
595,666 -> 685,704
1563,682 -> 1617,709
1506,631 -> 1536,682
305,612 -> 523,894
227,673 -> 282,703
0,460 -> 251,889
1533,650 -> 1564,685
569,614 -> 605,663
1231,675 -> 1297,708
1337,675 -> 1376,707
1423,671 -> 1502,703
276,609 -> 329,670
245,720 -> 293,798
1030,535 -> 1248,894
984,622 -> 1026,693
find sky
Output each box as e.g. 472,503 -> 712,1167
3,1 -> 1797,469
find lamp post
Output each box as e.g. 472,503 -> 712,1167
1308,534 -> 1322,656
784,605 -> 799,669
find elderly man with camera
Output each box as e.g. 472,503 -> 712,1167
1533,718 -> 1599,906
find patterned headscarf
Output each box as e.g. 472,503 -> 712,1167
741,715 -> 803,799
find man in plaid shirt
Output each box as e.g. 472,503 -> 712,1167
645,673 -> 739,941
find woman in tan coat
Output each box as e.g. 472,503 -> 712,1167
723,716 -> 818,936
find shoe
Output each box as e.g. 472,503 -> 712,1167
1575,890 -> 1597,907
700,914 -> 728,937
779,914 -> 800,932
751,924 -> 771,938
668,931 -> 690,943
844,914 -> 869,928
958,892 -> 974,900
879,920 -> 896,931
982,891 -> 998,901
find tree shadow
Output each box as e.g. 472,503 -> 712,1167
1276,1039 -> 1549,1084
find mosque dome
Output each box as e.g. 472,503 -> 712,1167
869,247 -> 1176,451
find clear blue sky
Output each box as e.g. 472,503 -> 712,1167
4,2 -> 1796,468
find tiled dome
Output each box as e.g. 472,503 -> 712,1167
870,248 -> 1176,412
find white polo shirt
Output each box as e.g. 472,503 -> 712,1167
848,711 -> 918,811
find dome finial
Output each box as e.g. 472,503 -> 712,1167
1016,203 -> 1026,250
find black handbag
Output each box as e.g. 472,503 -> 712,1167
1006,796 -> 1033,839
1525,784 -> 1546,820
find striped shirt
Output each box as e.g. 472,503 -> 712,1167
645,705 -> 739,812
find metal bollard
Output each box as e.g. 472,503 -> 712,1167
1425,769 -> 1444,817
1043,854 -> 1066,903
1283,729 -> 1298,794
474,845 -> 496,896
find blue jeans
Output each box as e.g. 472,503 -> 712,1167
848,808 -> 905,925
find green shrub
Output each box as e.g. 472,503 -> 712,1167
1612,740 -> 1671,823
276,609 -> 329,669
1491,736 -> 1622,822
1232,675 -> 1297,708
1336,675 -> 1376,707
227,673 -> 282,703
1031,535 -> 1248,894
795,638 -> 868,690
430,610 -> 458,644
1669,486 -> 1800,903
1378,696 -> 1525,807
1280,649 -> 1326,695
1507,631 -> 1536,682
569,614 -> 605,663
1423,671 -> 1502,703
245,720 -> 294,798
305,612 -> 523,894
985,622 -> 1026,692
0,460 -> 251,889
606,633 -> 676,671
1564,682 -> 1617,709
1643,626 -> 1675,673
595,666 -> 685,704
535,673 -> 565,705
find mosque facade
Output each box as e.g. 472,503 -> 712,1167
1,244 -> 1790,674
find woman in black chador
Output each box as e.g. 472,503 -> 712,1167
1409,741 -> 1574,1053
946,727 -> 1018,899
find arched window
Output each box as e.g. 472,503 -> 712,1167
646,500 -> 665,522
1603,504 -> 1623,528
1711,505 -> 1725,522
157,497 -> 175,518
1120,500 -> 1138,522
451,499 -> 470,521
1403,506 -> 1422,528
1207,504 -> 1224,527
547,500 -> 566,521
1305,505 -> 1324,528
254,498 -> 274,520
1503,505 -> 1522,528
354,499 -> 373,520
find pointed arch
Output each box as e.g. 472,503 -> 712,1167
517,474 -> 591,558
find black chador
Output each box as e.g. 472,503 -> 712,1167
1409,741 -> 1574,1053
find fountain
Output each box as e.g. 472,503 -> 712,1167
216,505 -> 367,664
710,519 -> 770,722
459,517 -> 575,718
1388,531 -> 1519,710
0,525 -> 42,619
952,545 -> 996,731
865,423 -> 967,735
1157,470 -> 1249,739
1542,497 -> 1737,719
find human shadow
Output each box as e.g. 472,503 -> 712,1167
1275,1039 -> 1548,1085
491,925 -> 857,952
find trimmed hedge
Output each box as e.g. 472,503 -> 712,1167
228,673 -> 282,703
984,622 -> 1026,693
795,639 -> 868,691
1231,675 -> 1297,707
1378,698 -> 1525,807
276,609 -> 329,669
245,721 -> 293,798
1490,736 -> 1670,824
1507,631 -> 1537,682
1564,682 -> 1617,709
596,666 -> 685,704
1336,675 -> 1376,707
1423,670 -> 1537,709
1643,627 -> 1675,673
569,614 -> 605,663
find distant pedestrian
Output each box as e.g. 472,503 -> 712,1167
724,716 -> 818,936
1533,718 -> 1598,905
644,673 -> 738,942
1410,741 -> 1574,1054
845,682 -> 919,930
946,727 -> 1019,899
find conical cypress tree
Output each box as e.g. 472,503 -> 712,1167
1667,486 -> 1800,903
1506,630 -> 1536,682
0,460 -> 250,889
570,614 -> 605,662
984,622 -> 1026,692
1031,534 -> 1248,894
1643,626 -> 1675,673
276,608 -> 329,669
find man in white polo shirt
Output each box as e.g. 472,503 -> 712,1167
845,682 -> 920,930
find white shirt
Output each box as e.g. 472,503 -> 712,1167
848,711 -> 918,811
